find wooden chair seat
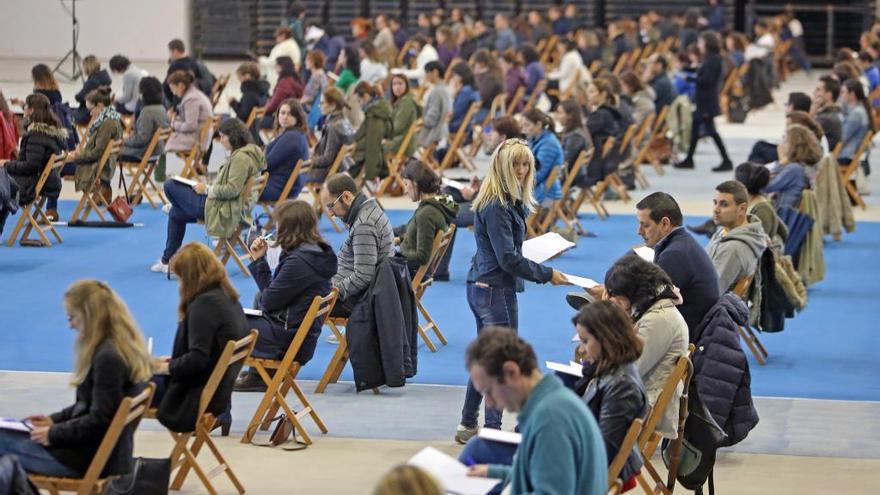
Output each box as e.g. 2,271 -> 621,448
69,139 -> 123,224
6,153 -> 66,247
120,127 -> 172,208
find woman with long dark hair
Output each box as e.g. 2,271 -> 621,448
261,56 -> 304,129
260,98 -> 309,202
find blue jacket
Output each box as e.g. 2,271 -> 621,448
764,163 -> 807,210
261,128 -> 309,202
840,102 -> 870,161
467,199 -> 553,291
450,85 -> 481,134
488,375 -> 608,495
525,62 -> 545,94
653,227 -> 720,336
529,130 -> 564,202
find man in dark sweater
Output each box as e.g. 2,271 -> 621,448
812,75 -> 843,152
645,54 -> 677,112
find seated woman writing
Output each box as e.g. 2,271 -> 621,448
234,200 -> 338,391
164,70 -> 213,172
260,98 -> 309,202
306,87 -> 354,183
152,242 -> 249,435
151,119 -> 263,274
0,280 -> 151,477
66,87 -> 123,205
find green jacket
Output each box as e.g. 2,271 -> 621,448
400,195 -> 458,266
386,93 -> 422,157
335,69 -> 358,92
205,143 -> 263,238
352,98 -> 393,180
74,118 -> 123,192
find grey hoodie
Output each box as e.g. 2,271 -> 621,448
706,215 -> 767,293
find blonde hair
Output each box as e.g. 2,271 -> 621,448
472,139 -> 536,212
82,55 -> 101,77
169,242 -> 240,320
65,280 -> 152,386
374,465 -> 443,495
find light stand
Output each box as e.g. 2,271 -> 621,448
54,0 -> 83,82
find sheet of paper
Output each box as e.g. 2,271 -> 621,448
571,333 -> 580,343
545,360 -> 583,378
243,308 -> 263,317
171,175 -> 198,187
408,447 -> 501,495
633,246 -> 655,263
441,177 -> 465,190
0,418 -> 32,433
562,273 -> 599,289
478,428 -> 522,445
521,233 -> 575,264
267,245 -> 282,271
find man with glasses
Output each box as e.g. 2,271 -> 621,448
320,173 -> 394,319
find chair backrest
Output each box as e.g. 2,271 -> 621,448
601,136 -> 618,159
411,224 -> 456,294
78,382 -> 156,490
245,106 -> 267,129
506,86 -> 526,117
653,105 -> 670,134
638,354 -> 691,449
32,153 -> 67,203
525,79 -> 548,111
92,139 -> 123,187
830,141 -> 843,160
539,36 -> 559,65
127,127 -> 172,167
632,114 -> 656,147
440,102 -> 480,170
327,143 -> 354,178
607,417 -> 644,485
198,330 -> 259,419
484,94 -> 506,125
543,163 -> 561,190
606,479 -> 623,495
276,289 -> 339,368
396,40 -> 415,67
560,149 -> 590,196
848,130 -> 875,169
210,74 -> 230,108
270,159 -> 306,206
249,173 -> 269,208
392,118 -> 423,163
619,124 -> 639,151
589,59 -> 603,77
612,52 -> 630,75
733,273 -> 754,299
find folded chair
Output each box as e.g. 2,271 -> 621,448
733,273 -> 768,365
632,105 -> 669,176
410,226 -> 456,352
377,118 -> 423,197
241,290 -> 338,445
69,138 -> 123,223
210,74 -> 230,110
550,148 -> 595,236
306,143 -> 353,233
438,102 -> 481,172
839,130 -> 873,210
6,153 -> 66,247
212,173 -> 267,278
527,165 -> 561,237
607,418 -> 644,489
29,383 -> 156,495
120,127 -> 172,208
506,86 -> 526,117
258,159 -> 306,230
570,137 -> 617,221
179,116 -> 218,179
145,330 -> 257,495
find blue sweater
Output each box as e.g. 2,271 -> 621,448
488,375 -> 607,495
530,130 -> 564,202
450,85 -> 481,134
261,129 -> 309,202
525,62 -> 545,94
764,162 -> 807,210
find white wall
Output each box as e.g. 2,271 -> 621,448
1,0 -> 190,62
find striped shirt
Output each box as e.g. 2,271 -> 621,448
332,197 -> 394,301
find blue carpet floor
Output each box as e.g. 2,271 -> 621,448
1,200 -> 878,401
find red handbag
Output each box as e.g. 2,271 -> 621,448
108,166 -> 133,222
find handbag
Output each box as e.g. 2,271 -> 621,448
107,166 -> 133,222
244,413 -> 307,451
104,457 -> 170,495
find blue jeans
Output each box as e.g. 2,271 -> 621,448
0,429 -> 79,477
162,180 -> 206,263
459,437 -> 517,495
461,283 -> 518,429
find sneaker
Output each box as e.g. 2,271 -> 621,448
162,204 -> 172,214
234,369 -> 268,392
454,424 -> 478,445
150,260 -> 169,273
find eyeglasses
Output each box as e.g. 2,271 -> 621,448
325,193 -> 345,213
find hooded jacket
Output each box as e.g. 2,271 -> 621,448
352,98 -> 394,180
5,123 -> 66,205
400,195 -> 458,267
333,194 -> 394,302
231,79 -> 270,123
814,105 -> 843,152
311,111 -> 354,180
706,216 -> 767,294
529,130 -> 564,202
205,143 -> 263,238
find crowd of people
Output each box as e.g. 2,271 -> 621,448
0,1 -> 874,494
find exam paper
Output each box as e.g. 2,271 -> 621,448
409,447 -> 501,495
545,361 -> 584,378
243,308 -> 263,317
171,175 -> 198,187
633,246 -> 655,263
0,418 -> 32,433
478,428 -> 522,445
562,273 -> 599,289
522,233 -> 575,264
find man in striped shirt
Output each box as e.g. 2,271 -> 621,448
321,173 -> 394,316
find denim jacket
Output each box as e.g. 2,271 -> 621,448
466,199 -> 553,291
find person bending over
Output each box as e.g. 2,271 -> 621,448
66,87 -> 123,205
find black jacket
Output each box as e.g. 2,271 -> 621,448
231,79 -> 270,123
653,228 -> 720,335
249,242 -> 337,361
157,285 -> 248,432
347,256 -> 418,392
578,363 -> 648,482
75,70 -> 112,106
584,104 -> 625,185
650,73 -> 677,112
5,123 -> 66,205
48,341 -> 143,476
691,293 -> 759,447
815,105 -> 843,152
692,53 -> 723,118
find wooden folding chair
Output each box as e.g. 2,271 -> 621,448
839,130 -> 873,210
242,290 -> 338,445
612,52 -> 630,75
539,36 -> 559,67
313,314 -> 378,395
438,102 -> 480,171
524,79 -> 547,112
179,116 -> 217,179
592,125 -> 636,204
30,383 -> 156,495
377,118 -> 423,197
69,138 -> 123,223
466,94 -> 506,162
527,165 -> 561,237
551,148 -> 595,236
733,273 -> 768,365
396,40 -> 415,67
629,113 -> 656,189
607,479 -> 623,495
570,138 -> 616,221
120,127 -> 172,208
212,173 -> 267,278
306,143 -> 353,233
6,153 -> 66,247
144,331 -> 257,495
589,59 -> 603,77
632,105 -> 669,177
410,226 -> 456,352
244,106 -> 266,131
258,159 -> 306,229
506,85 -> 526,117
635,353 -> 694,495
210,74 -> 230,110
607,418 -> 644,488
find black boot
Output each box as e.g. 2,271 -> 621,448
712,159 -> 733,172
673,158 -> 695,169
234,368 -> 268,392
687,219 -> 717,237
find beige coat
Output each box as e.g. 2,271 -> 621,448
635,298 -> 689,439
797,189 -> 826,286
813,154 -> 855,241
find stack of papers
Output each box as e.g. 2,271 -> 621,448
171,175 -> 198,187
633,246 -> 655,263
478,428 -> 522,445
0,418 -> 32,433
562,274 -> 598,289
545,361 -> 584,378
522,233 -> 575,264
408,447 -> 501,495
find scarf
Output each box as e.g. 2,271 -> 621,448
88,106 -> 121,136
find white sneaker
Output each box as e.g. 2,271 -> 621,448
162,204 -> 172,214
150,260 -> 169,273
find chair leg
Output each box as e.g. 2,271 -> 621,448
316,342 -> 348,393
289,380 -> 329,434
417,297 -> 447,346
744,325 -> 769,358
738,326 -> 766,365
5,208 -> 30,246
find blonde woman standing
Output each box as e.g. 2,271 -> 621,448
455,139 -> 568,444
0,280 -> 151,477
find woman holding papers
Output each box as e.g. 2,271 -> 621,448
0,280 -> 151,477
455,138 -> 568,444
